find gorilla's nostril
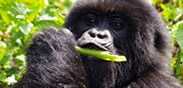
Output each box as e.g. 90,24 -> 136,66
89,32 -> 96,38
97,34 -> 107,39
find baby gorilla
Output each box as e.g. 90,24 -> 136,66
12,0 -> 182,88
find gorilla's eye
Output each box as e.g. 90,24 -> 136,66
110,18 -> 124,29
112,22 -> 121,28
87,17 -> 97,24
85,14 -> 98,25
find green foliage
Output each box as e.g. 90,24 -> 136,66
0,0 -> 183,87
0,0 -> 72,87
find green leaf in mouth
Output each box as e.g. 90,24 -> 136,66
75,46 -> 127,62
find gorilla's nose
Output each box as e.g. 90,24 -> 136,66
88,28 -> 108,39
87,28 -> 113,43
77,28 -> 113,51
79,28 -> 113,44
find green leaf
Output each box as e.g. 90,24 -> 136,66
14,54 -> 26,67
38,14 -> 57,21
75,46 -> 127,62
0,71 -> 6,81
175,21 -> 183,51
56,9 -> 65,24
25,10 -> 39,22
160,4 -> 167,10
176,49 -> 182,76
62,0 -> 72,8
0,49 -> 13,65
18,23 -> 28,35
0,11 -> 11,24
18,22 -> 33,35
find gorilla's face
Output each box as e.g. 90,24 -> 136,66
70,9 -> 130,57
63,0 -> 171,87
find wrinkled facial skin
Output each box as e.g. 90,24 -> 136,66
70,9 -> 131,56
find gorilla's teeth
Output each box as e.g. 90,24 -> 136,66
89,45 -> 101,50
82,43 -> 104,51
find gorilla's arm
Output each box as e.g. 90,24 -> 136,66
12,28 -> 86,88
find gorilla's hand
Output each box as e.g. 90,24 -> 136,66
14,28 -> 86,88
28,27 -> 76,58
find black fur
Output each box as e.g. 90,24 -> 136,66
12,0 -> 182,88
12,28 -> 86,88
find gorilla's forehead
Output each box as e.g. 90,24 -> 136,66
70,0 -> 157,23
72,0 -> 150,13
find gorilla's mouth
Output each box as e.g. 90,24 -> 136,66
81,43 -> 107,51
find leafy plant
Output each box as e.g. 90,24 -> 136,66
0,0 -> 183,87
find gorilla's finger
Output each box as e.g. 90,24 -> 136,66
32,32 -> 45,45
45,27 -> 58,34
60,28 -> 73,37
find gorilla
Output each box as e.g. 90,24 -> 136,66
12,0 -> 182,88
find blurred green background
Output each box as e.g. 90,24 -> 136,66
0,0 -> 183,87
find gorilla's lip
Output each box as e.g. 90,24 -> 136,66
80,43 -> 107,51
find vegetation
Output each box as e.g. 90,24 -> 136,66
0,0 -> 182,87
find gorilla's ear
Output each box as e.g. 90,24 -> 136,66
154,30 -> 172,54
